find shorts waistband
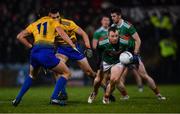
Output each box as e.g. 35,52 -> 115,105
33,43 -> 55,49
56,39 -> 77,46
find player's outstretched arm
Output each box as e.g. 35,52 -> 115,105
132,32 -> 141,54
17,30 -> 33,49
76,27 -> 91,49
56,26 -> 75,48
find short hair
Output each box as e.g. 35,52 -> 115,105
101,14 -> 110,19
108,27 -> 118,35
110,8 -> 122,15
38,7 -> 49,17
49,7 -> 60,14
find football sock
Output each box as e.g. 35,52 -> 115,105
51,76 -> 67,99
121,90 -> 128,96
152,87 -> 160,95
60,77 -> 67,95
16,76 -> 33,100
138,85 -> 143,89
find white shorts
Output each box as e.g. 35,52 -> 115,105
102,61 -> 124,72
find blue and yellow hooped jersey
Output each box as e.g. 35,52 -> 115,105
55,18 -> 79,44
26,16 -> 61,45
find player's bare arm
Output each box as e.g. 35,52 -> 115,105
132,32 -> 141,54
56,26 -> 76,48
17,30 -> 33,49
76,27 -> 91,48
92,39 -> 98,49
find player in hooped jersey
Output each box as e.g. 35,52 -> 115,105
109,8 -> 166,102
91,15 -> 116,101
53,9 -> 95,80
92,15 -> 110,49
88,15 -> 142,103
12,8 -> 77,106
90,26 -> 135,104
45,9 -> 101,102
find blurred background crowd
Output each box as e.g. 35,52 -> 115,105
0,0 -> 180,86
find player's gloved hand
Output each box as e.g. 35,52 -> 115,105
84,48 -> 93,58
132,53 -> 140,69
132,53 -> 139,65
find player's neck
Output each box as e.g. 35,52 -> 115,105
103,26 -> 109,29
117,19 -> 123,26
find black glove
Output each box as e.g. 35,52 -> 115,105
84,48 -> 93,58
132,54 -> 139,65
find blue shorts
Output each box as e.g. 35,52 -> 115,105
30,45 -> 60,69
57,44 -> 85,60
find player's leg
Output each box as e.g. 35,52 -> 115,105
113,67 -> 129,100
132,69 -> 144,92
136,59 -> 166,100
117,76 -> 129,100
53,53 -> 69,80
93,70 -> 104,94
119,67 -> 128,84
35,48 -> 71,105
88,69 -> 104,103
12,65 -> 40,106
77,58 -> 96,78
103,63 -> 125,104
50,60 -> 71,103
102,71 -> 116,102
56,53 -> 69,63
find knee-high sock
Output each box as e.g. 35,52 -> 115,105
51,76 -> 67,99
16,76 -> 33,100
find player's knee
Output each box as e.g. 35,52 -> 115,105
86,71 -> 91,76
94,76 -> 101,83
110,77 -> 117,83
63,71 -> 71,79
56,70 -> 71,79
85,70 -> 95,78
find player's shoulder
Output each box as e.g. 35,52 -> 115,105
111,24 -> 116,27
95,27 -> 106,33
122,20 -> 133,29
61,18 -> 75,26
98,38 -> 109,46
34,16 -> 54,24
40,16 -> 53,21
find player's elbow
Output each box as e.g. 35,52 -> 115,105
16,33 -> 22,41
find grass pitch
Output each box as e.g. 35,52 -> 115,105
0,85 -> 180,113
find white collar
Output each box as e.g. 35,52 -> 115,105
100,26 -> 108,31
116,19 -> 124,28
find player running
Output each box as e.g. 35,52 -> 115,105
12,7 -> 77,106
51,9 -> 95,80
48,8 -> 96,91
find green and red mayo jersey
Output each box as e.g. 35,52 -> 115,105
93,27 -> 108,42
97,20 -> 136,64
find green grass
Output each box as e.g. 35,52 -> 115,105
0,85 -> 180,113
